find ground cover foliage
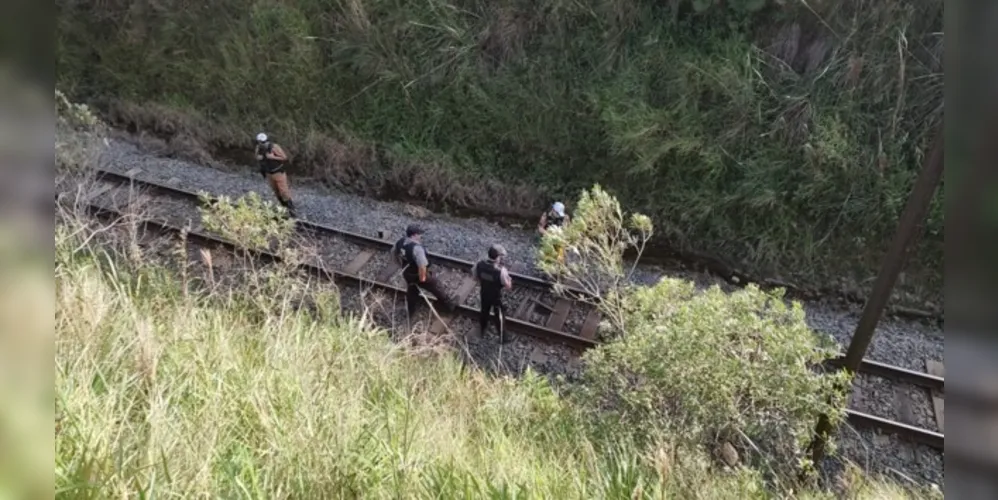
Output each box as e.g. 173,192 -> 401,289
54,94 -> 942,498
55,0 -> 943,309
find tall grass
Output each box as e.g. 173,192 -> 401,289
53,95 -> 943,498
54,0 -> 943,307
54,208 -> 942,499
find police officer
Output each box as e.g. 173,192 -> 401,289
254,132 -> 297,217
391,224 -> 455,317
537,201 -> 570,262
472,244 -> 513,343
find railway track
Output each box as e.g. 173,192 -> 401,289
71,167 -> 946,453
83,168 -> 604,348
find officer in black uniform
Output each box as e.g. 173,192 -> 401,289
472,244 -> 513,343
391,224 -> 455,317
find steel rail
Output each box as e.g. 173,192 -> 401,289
826,356 -> 944,393
80,201 -> 598,349
86,168 -> 947,449
844,409 -> 944,449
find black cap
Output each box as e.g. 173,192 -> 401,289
405,224 -> 424,237
488,244 -> 507,260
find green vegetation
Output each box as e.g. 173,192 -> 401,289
54,100 -> 940,497
55,0 -> 943,309
540,185 -> 850,478
54,184 -> 932,500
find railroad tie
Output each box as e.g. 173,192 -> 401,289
376,261 -> 401,284
514,291 -> 537,320
430,276 -> 477,335
925,359 -> 945,433
545,299 -> 572,331
342,249 -> 375,276
453,276 -> 478,306
579,308 -> 601,340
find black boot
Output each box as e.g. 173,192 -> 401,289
283,199 -> 297,218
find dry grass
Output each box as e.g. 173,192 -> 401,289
52,185 -> 942,500
51,93 -> 944,498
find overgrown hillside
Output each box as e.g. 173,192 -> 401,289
55,95 -> 944,497
55,0 -> 944,309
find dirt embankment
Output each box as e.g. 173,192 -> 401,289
101,99 -> 547,221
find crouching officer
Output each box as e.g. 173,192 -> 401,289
254,132 -> 297,217
537,201 -> 569,262
472,244 -> 513,343
391,224 -> 456,317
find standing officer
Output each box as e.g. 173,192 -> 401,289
254,132 -> 297,217
471,244 -> 513,343
391,224 -> 455,317
537,201 -> 570,262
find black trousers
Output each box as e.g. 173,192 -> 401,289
403,273 -> 453,316
479,293 -> 508,341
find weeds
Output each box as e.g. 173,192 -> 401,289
55,0 -> 944,310
53,90 -> 941,499
541,183 -> 851,486
54,192 -> 936,499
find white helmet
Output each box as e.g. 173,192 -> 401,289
256,132 -> 268,143
552,202 -> 565,217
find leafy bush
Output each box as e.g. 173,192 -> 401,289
196,191 -> 338,322
545,185 -> 850,479
536,184 -> 652,337
577,280 -> 849,478
55,88 -> 107,175
198,191 -> 295,251
55,88 -> 100,130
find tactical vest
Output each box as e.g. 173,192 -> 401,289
544,210 -> 565,229
475,259 -> 503,298
397,238 -> 428,278
257,144 -> 284,174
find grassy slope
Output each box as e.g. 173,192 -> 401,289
54,216 -> 939,499
54,0 -> 943,307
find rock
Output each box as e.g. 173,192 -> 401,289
717,442 -> 739,467
873,433 -> 890,447
849,385 -> 865,407
529,347 -> 548,365
402,204 -> 431,218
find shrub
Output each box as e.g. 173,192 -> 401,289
577,280 -> 849,479
196,191 -> 338,322
198,191 -> 296,251
536,184 -> 653,337
546,185 -> 850,480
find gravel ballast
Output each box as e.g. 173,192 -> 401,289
88,133 -> 944,487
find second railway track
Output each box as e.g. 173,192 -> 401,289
73,167 -> 947,453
